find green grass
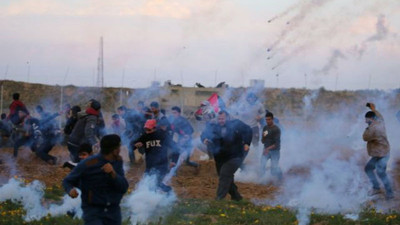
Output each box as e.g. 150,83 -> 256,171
0,198 -> 399,225
43,184 -> 65,201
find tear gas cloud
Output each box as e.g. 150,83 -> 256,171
1,83 -> 400,224
0,178 -> 82,221
122,175 -> 177,224
233,89 -> 400,224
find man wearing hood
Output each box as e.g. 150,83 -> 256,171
67,99 -> 101,163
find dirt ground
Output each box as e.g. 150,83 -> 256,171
1,144 -> 399,207
0,145 -> 278,200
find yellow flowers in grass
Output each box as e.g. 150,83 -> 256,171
220,213 -> 226,217
262,206 -> 272,211
386,215 -> 397,223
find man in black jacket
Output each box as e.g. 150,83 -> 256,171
134,119 -> 175,192
117,105 -> 145,163
170,106 -> 198,167
67,100 -> 101,163
34,105 -> 60,165
201,110 -> 252,200
63,134 -> 129,225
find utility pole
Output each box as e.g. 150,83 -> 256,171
180,70 -> 184,111
304,73 -> 308,89
276,73 -> 279,88
368,74 -> 372,90
334,72 -> 339,91
214,69 -> 218,86
60,67 -> 69,127
97,37 -> 104,88
120,69 -> 125,106
1,65 -> 8,114
26,61 -> 30,83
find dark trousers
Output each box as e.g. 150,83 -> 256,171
215,157 -> 242,200
67,142 -> 80,163
82,205 -> 121,225
13,136 -> 32,157
365,155 -> 393,195
181,144 -> 199,167
145,166 -> 171,192
35,138 -> 56,163
251,126 -> 260,147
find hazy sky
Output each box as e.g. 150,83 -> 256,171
1,0 -> 399,90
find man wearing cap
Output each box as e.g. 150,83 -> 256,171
133,119 -> 175,191
67,99 -> 101,163
63,134 -> 129,225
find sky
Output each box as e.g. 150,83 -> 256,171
0,0 -> 399,90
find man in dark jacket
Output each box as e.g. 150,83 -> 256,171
34,105 -> 60,165
117,105 -> 145,163
201,110 -> 252,201
0,113 -> 12,146
64,105 -> 81,136
170,106 -> 198,167
261,112 -> 282,181
67,100 -> 101,163
13,116 -> 38,157
63,134 -> 129,225
134,119 -> 175,192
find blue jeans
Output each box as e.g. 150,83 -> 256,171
261,150 -> 282,181
364,155 -> 393,195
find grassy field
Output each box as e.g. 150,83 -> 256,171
0,185 -> 399,225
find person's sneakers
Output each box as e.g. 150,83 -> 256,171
47,157 -> 58,165
185,160 -> 199,168
62,161 -> 77,169
368,189 -> 382,196
231,195 -> 243,201
159,183 -> 172,193
66,210 -> 76,218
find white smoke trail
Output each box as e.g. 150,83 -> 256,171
163,151 -> 188,185
296,207 -> 310,225
315,49 -> 346,75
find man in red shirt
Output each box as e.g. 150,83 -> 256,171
8,93 -> 29,125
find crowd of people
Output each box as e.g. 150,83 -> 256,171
0,92 -> 397,224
